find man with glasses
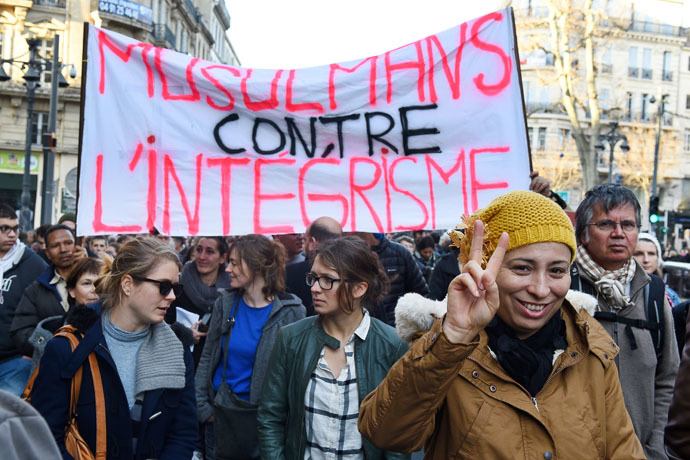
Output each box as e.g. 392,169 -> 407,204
573,184 -> 678,460
0,203 -> 47,396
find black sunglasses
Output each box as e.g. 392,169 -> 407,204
131,275 -> 183,297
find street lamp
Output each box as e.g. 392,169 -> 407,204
0,36 -> 71,231
650,95 -> 667,197
595,121 -> 630,184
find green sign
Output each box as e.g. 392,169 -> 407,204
556,191 -> 570,204
0,152 -> 39,172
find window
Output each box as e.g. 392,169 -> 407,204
663,51 -> 672,81
538,127 -> 547,151
684,129 -> 690,152
559,128 -> 571,149
528,127 -> 534,147
600,89 -> 610,113
31,112 -> 49,145
641,93 -> 649,121
601,47 -> 612,73
0,32 -> 3,59
686,95 -> 690,110
37,38 -> 55,85
626,92 -> 633,120
641,48 -> 652,79
628,47 -> 638,77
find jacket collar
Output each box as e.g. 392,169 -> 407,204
37,264 -> 61,298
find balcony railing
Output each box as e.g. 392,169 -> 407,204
629,20 -> 685,37
641,68 -> 652,79
628,67 -> 639,77
600,63 -> 613,74
154,23 -> 176,49
184,0 -> 201,22
33,0 -> 66,7
662,71 -> 673,82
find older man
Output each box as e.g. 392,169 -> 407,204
573,184 -> 678,460
10,224 -> 86,358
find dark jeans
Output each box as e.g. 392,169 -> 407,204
204,422 -> 215,460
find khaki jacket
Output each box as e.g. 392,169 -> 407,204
358,295 -> 645,460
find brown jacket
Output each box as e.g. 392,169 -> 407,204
358,297 -> 645,460
665,307 -> 690,459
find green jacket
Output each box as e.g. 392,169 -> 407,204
257,314 -> 410,460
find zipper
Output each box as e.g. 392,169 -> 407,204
531,397 -> 539,411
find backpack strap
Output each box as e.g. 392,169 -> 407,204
646,274 -> 666,362
22,324 -> 106,459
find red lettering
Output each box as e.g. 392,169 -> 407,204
156,50 -> 201,101
381,156 -> 392,233
207,157 -> 251,235
129,143 -> 143,171
92,154 -> 143,233
146,149 -> 157,232
162,154 -> 202,235
298,159 -> 348,228
98,30 -> 141,95
201,65 -> 240,111
385,41 -> 426,104
470,12 -> 512,96
425,151 -> 467,229
286,69 -> 325,114
469,146 -> 510,210
390,157 -> 429,231
425,24 -> 467,102
254,158 -> 296,234
241,69 -> 283,111
349,157 -> 384,232
328,57 -> 378,110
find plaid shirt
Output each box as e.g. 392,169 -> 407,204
303,311 -> 370,460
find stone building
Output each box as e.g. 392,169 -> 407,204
0,0 -> 239,227
515,0 -> 690,228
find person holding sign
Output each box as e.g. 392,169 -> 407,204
257,236 -> 409,459
358,191 -> 645,459
195,234 -> 306,460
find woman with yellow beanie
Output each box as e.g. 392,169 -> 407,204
358,191 -> 645,460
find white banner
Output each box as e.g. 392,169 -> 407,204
77,8 -> 530,236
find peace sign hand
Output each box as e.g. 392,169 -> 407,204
443,220 -> 509,344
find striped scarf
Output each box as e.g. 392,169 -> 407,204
575,245 -> 636,310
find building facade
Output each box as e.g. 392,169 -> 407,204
0,0 -> 239,227
515,0 -> 689,228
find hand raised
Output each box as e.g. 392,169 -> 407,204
443,220 -> 509,344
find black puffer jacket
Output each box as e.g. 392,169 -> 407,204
371,237 -> 428,326
428,251 -> 461,301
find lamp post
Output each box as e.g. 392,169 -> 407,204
650,95 -> 667,197
0,36 -> 70,231
596,122 -> 630,184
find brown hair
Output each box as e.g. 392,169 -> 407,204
97,236 -> 181,310
229,234 -> 286,298
66,257 -> 105,290
314,236 -> 390,314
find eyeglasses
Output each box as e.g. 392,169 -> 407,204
587,220 -> 640,233
305,273 -> 346,290
131,275 -> 184,297
0,225 -> 19,235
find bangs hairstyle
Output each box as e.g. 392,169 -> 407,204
97,236 -> 181,310
66,257 -> 105,290
314,237 -> 390,314
229,234 -> 286,297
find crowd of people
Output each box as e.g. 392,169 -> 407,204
1,178 -> 690,459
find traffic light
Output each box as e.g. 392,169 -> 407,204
649,195 -> 659,224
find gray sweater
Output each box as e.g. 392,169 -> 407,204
195,290 -> 306,423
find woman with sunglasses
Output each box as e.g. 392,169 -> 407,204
258,236 -> 409,459
196,234 -> 306,460
30,237 -> 197,460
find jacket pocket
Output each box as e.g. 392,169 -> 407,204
455,401 -> 493,458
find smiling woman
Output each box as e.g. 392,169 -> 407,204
358,191 -> 646,460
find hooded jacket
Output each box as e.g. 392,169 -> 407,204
573,260 -> 679,460
0,247 -> 47,362
195,289 -> 306,423
10,265 -> 65,357
30,305 -> 197,460
358,292 -> 645,460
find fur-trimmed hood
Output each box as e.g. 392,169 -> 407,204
395,290 -> 598,343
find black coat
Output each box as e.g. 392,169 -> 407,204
428,251 -> 461,301
371,237 -> 428,326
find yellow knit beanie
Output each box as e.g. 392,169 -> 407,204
450,191 -> 576,266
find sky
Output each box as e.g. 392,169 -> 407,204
223,0 -> 507,69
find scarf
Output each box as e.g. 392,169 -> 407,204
180,261 -> 231,314
486,313 -> 566,397
576,245 -> 636,310
0,241 -> 25,305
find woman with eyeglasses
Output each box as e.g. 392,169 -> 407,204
196,234 -> 306,460
30,236 -> 197,460
257,236 -> 410,459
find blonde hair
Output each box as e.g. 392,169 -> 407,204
97,236 -> 181,310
